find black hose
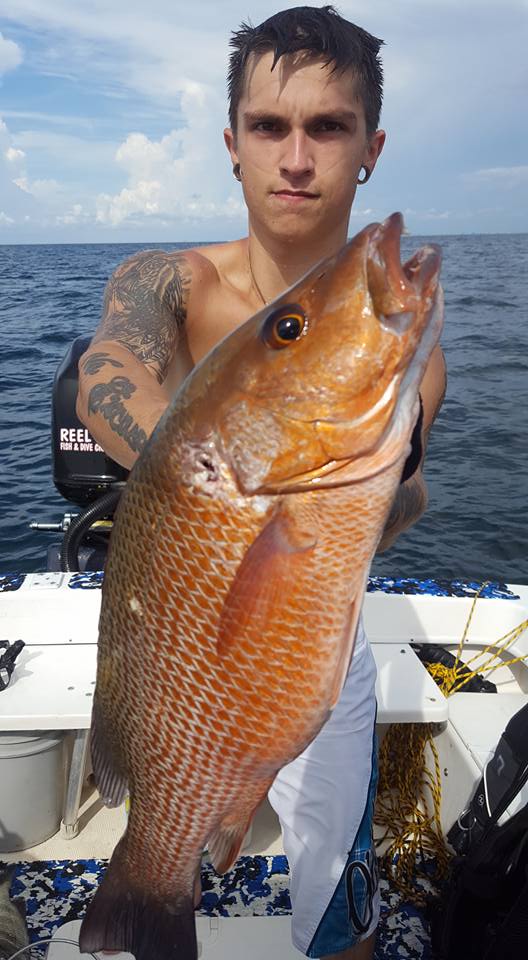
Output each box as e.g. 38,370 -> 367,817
60,485 -> 125,572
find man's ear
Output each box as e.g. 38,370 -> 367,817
363,129 -> 386,177
224,127 -> 239,167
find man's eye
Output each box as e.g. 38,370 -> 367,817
317,121 -> 344,133
254,121 -> 279,132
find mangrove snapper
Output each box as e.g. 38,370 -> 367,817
80,213 -> 443,959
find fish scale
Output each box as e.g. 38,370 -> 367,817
79,214 -> 443,960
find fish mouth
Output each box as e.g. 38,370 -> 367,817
366,212 -> 441,329
320,215 -> 441,478
297,212 -> 441,427
368,213 -> 442,405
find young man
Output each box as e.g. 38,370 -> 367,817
77,7 -> 446,958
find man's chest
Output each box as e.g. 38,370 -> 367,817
186,288 -> 256,366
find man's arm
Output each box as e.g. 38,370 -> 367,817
76,249 -> 195,470
376,343 -> 447,553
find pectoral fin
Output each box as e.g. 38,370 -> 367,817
218,507 -> 317,658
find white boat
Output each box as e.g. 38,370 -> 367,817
1,338 -> 526,957
1,570 -> 527,958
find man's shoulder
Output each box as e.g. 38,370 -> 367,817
112,240 -> 248,302
183,239 -> 251,318
184,239 -> 248,286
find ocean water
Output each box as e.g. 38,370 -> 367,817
0,234 -> 527,583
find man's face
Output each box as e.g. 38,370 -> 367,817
225,51 -> 385,243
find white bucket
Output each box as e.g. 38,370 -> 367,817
0,731 -> 65,852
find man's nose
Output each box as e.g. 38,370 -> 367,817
279,130 -> 315,178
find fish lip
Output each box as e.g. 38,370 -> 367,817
402,243 -> 442,294
365,213 -> 442,336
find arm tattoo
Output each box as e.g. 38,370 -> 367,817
94,251 -> 191,384
81,352 -> 124,376
88,376 -> 147,455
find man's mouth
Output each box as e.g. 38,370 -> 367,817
272,189 -> 319,201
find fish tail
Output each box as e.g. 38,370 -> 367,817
79,839 -> 197,960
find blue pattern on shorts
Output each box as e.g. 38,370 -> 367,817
307,741 -> 379,958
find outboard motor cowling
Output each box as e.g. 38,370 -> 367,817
51,335 -> 128,506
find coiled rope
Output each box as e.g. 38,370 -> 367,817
374,582 -> 528,903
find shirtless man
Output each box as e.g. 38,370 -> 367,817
77,7 -> 446,958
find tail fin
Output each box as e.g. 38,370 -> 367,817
79,840 -> 197,960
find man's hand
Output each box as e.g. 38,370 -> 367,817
376,343 -> 447,553
77,250 -> 193,469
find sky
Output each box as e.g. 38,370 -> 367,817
0,0 -> 527,244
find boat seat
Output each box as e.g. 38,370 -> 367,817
448,692 -> 528,818
0,573 -> 448,731
4,573 -> 528,838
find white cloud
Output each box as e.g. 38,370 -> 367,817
403,206 -> 451,222
5,145 -> 25,163
0,31 -> 22,76
422,209 -> 450,221
0,2 -> 227,103
0,115 -> 34,224
2,109 -> 94,129
95,80 -> 245,227
465,165 -> 528,187
97,179 -> 161,224
0,115 -> 73,231
56,202 -> 87,225
13,175 -> 61,200
1,1 -> 527,237
12,128 -> 118,170
0,116 -> 18,153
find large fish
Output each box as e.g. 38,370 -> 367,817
80,213 -> 443,959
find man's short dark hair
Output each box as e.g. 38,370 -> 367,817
227,5 -> 384,137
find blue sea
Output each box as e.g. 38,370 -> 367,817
1,234 -> 527,583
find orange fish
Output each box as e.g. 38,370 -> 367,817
80,213 -> 442,959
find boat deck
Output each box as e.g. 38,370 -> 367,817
1,785 -> 435,959
2,573 -> 527,957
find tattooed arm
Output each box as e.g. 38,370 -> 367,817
77,249 -> 196,469
376,343 -> 447,553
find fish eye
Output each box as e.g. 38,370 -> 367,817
261,303 -> 307,349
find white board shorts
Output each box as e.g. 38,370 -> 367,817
268,615 -> 379,957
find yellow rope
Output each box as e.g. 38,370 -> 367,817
374,582 -> 528,902
375,722 -> 449,902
